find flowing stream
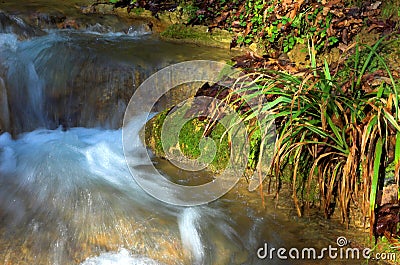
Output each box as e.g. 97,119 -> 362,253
0,6 -> 372,265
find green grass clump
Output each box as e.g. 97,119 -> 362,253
228,35 -> 400,232
381,0 -> 400,20
146,35 -> 400,238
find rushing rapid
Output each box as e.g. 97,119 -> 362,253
0,24 -> 249,264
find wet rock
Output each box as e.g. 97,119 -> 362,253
0,213 -> 188,265
116,7 -> 154,19
160,24 -> 233,49
32,11 -> 66,29
57,18 -> 80,29
80,5 -> 96,15
0,11 -> 46,39
0,77 -> 10,133
94,4 -> 114,14
287,43 -> 308,67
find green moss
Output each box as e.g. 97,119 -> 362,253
178,118 -> 203,159
161,24 -> 202,39
145,108 -> 263,174
145,109 -> 169,158
160,24 -> 232,48
131,7 -> 146,16
145,109 -> 230,172
179,118 -> 230,171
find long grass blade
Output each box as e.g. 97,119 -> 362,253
356,37 -> 385,88
369,137 -> 383,234
394,132 -> 400,183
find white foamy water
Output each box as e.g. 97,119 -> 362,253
0,118 -> 243,264
0,33 -> 18,51
83,23 -> 152,38
81,249 -> 163,265
179,208 -> 204,264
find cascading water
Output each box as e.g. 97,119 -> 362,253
0,9 -> 370,265
0,13 -> 249,265
0,12 -> 231,134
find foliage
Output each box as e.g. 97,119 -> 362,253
224,35 -> 400,232
381,0 -> 400,20
109,0 -> 136,4
232,0 -> 339,52
107,0 -> 398,54
181,0 -> 380,54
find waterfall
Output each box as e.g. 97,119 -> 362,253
178,208 -> 205,264
0,25 -> 230,135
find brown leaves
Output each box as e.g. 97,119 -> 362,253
375,202 -> 400,237
327,5 -> 372,45
232,52 -> 300,74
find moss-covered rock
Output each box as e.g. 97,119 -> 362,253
145,108 -> 231,172
160,24 -> 233,49
144,107 -> 263,175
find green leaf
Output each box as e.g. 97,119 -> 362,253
326,115 -> 344,147
377,83 -> 385,98
262,96 -> 293,110
395,132 -> 400,165
370,137 -> 383,213
323,59 -> 332,81
383,109 -> 400,131
356,37 -> 385,88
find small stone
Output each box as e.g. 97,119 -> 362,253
287,43 -> 308,67
278,53 -> 290,66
